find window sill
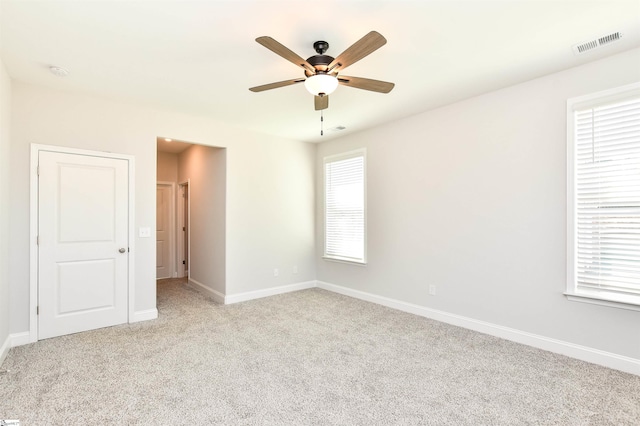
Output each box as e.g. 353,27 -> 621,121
322,256 -> 367,266
564,292 -> 640,312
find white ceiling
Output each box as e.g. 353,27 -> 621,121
2,0 -> 639,143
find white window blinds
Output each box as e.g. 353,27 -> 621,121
324,150 -> 366,263
570,88 -> 640,305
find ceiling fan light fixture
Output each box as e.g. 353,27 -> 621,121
304,74 -> 338,96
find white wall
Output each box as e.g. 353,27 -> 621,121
0,58 -> 11,361
178,144 -> 226,295
9,81 -> 317,334
226,135 -> 317,294
316,48 -> 640,360
157,151 -> 178,183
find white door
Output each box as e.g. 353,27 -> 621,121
38,151 -> 129,340
156,183 -> 173,279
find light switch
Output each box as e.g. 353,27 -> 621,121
139,227 -> 151,238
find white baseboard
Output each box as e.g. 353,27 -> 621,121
187,278 -> 225,304
317,281 -> 640,376
0,333 -> 10,366
130,309 -> 158,323
225,280 -> 316,305
10,332 -> 31,348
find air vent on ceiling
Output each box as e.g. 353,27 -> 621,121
572,31 -> 623,55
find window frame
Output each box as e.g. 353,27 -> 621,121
566,82 -> 640,311
323,148 -> 367,265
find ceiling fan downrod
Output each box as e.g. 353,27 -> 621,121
313,41 -> 329,54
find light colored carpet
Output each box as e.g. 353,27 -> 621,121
1,278 -> 639,425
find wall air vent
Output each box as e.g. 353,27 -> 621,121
598,31 -> 622,45
572,31 -> 623,55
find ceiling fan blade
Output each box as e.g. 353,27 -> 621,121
249,78 -> 305,92
315,95 -> 328,111
256,36 -> 315,73
338,76 -> 395,93
327,31 -> 387,72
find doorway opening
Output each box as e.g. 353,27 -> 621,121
156,138 -> 226,304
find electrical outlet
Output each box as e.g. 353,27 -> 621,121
273,268 -> 279,277
428,285 -> 437,296
293,265 -> 298,274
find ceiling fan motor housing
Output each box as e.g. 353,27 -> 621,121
305,54 -> 335,76
304,40 -> 335,76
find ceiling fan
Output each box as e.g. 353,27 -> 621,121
249,31 -> 395,111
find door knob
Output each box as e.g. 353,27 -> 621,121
119,248 -> 126,253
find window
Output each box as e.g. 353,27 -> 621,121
324,149 -> 366,264
567,82 -> 640,309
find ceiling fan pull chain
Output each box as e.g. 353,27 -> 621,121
320,110 -> 324,136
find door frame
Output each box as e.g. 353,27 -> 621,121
29,144 -> 136,343
177,180 -> 190,279
156,181 -> 176,279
